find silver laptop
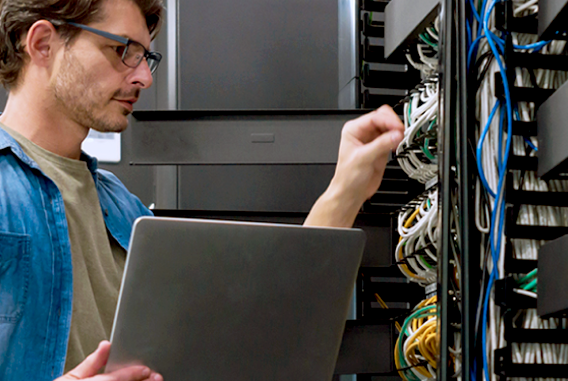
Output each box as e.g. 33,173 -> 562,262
105,217 -> 366,380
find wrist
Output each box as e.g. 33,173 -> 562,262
326,177 -> 364,213
304,180 -> 363,228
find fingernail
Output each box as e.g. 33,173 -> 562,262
153,374 -> 163,381
142,368 -> 151,377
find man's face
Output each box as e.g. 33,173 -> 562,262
50,0 -> 153,133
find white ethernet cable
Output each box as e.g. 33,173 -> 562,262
473,2 -> 568,380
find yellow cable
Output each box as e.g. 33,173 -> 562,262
374,292 -> 388,309
398,296 -> 438,380
397,207 -> 425,280
417,323 -> 437,367
405,341 -> 431,378
374,293 -> 402,332
426,332 -> 438,353
423,332 -> 438,364
394,336 -> 407,380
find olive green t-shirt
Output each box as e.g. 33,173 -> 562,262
2,125 -> 127,372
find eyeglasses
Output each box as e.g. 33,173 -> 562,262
66,22 -> 162,74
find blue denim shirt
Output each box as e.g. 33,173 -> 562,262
0,127 -> 153,381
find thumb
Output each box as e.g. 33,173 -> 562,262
66,341 -> 111,379
363,129 -> 403,158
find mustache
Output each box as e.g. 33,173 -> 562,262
113,89 -> 140,100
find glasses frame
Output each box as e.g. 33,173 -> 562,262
66,22 -> 162,74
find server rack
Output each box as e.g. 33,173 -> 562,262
385,1 -> 568,380
127,0 -> 502,379
379,1 -> 467,380
492,2 -> 568,380
463,1 -> 568,381
110,0 -> 568,379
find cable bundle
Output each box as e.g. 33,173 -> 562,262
406,18 -> 440,77
469,1 -> 568,380
511,311 -> 568,369
396,187 -> 439,286
395,296 -> 438,381
391,14 -> 441,381
397,79 -> 438,184
512,0 -> 538,16
506,35 -> 568,379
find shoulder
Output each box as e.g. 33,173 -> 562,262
95,168 -> 153,217
0,147 -> 41,192
0,148 -> 51,234
96,168 -> 124,185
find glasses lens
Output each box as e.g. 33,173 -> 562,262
147,52 -> 162,74
123,43 -> 161,74
123,42 -> 145,68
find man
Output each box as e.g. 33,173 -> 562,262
0,0 -> 404,380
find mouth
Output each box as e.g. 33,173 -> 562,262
113,98 -> 137,113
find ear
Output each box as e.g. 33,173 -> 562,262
25,20 -> 62,68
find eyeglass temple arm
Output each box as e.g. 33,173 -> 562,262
67,22 -> 130,45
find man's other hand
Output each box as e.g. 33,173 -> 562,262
55,341 -> 163,381
304,105 -> 404,228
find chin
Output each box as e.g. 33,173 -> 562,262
91,117 -> 129,133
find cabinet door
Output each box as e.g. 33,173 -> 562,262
178,0 -> 340,110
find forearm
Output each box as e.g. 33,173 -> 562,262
304,106 -> 403,228
303,183 -> 363,228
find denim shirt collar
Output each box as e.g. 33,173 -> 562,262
0,127 -> 99,175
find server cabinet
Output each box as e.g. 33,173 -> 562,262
177,0 -> 346,110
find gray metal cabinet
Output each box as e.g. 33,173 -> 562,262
178,0 -> 343,110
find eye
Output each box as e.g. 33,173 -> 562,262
113,45 -> 127,56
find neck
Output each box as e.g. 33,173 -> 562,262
0,85 -> 89,160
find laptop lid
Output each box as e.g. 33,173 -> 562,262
105,217 -> 366,380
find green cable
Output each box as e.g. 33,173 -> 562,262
427,119 -> 437,131
417,129 -> 435,161
419,32 -> 434,44
418,255 -> 434,269
522,278 -> 537,291
398,311 -> 437,381
421,144 -> 436,161
397,306 -> 437,379
419,33 -> 438,49
422,120 -> 437,161
518,268 -> 537,284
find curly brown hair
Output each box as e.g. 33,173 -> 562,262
0,0 -> 163,90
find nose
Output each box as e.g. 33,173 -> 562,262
129,59 -> 154,89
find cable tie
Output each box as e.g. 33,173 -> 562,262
394,259 -> 411,266
396,360 -> 430,372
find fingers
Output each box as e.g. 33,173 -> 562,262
344,105 -> 404,143
362,129 -> 404,163
65,341 -> 112,379
97,366 -> 162,381
58,340 -> 162,381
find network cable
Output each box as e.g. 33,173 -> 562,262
469,1 -> 568,380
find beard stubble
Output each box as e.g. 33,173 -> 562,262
51,50 -> 139,133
